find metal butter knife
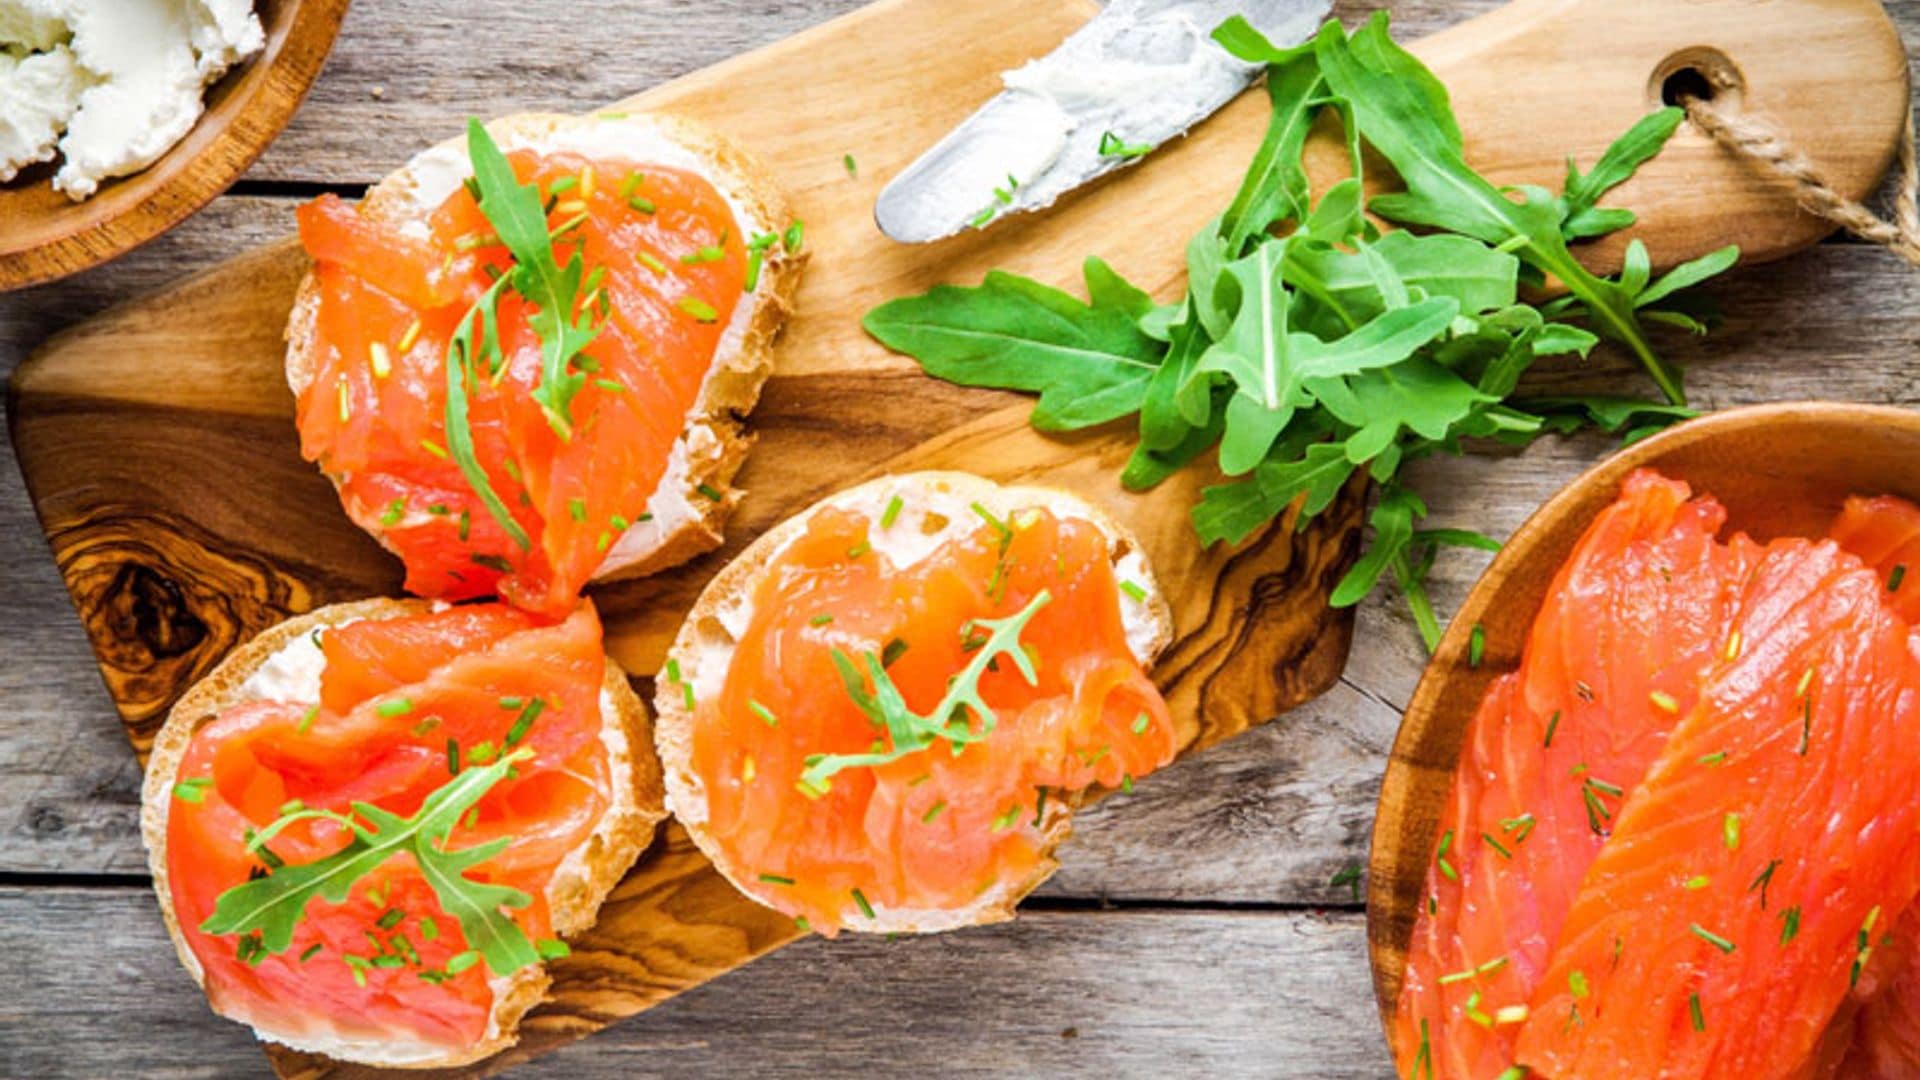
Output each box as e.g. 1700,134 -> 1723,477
874,0 -> 1332,244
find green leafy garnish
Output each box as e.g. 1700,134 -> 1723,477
200,749 -> 542,977
1098,131 -> 1153,159
861,14 -> 1734,643
464,120 -> 600,440
799,591 -> 1050,790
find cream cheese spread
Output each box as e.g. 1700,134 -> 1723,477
0,0 -> 264,200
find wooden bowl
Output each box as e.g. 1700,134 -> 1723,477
1365,401 -> 1920,1032
0,0 -> 351,291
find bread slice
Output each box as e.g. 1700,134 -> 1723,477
285,111 -> 805,585
653,471 -> 1175,934
140,598 -> 667,1069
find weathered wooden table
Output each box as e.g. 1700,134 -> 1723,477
3,1 -> 1916,1075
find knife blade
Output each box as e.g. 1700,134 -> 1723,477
874,0 -> 1332,244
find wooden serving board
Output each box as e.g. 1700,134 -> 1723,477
6,0 -> 1906,1075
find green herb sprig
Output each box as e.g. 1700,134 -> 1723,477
862,15 -> 1734,645
200,748 -> 543,978
800,590 -> 1051,791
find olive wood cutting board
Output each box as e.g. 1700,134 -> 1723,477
6,0 -> 1906,1075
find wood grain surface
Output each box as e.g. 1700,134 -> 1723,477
0,0 -> 352,290
2,0 -> 1919,1077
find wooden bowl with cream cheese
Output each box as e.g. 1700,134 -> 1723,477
0,0 -> 350,291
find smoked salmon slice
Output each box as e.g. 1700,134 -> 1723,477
1515,539 -> 1920,1077
684,501 -> 1178,934
1830,494 -> 1920,623
163,603 -> 614,1053
294,143 -> 751,618
1391,470 -> 1755,1078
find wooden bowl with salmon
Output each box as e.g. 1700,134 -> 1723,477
0,0 -> 350,292
1368,401 -> 1920,1078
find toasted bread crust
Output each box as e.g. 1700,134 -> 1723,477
652,472 -> 1175,935
140,598 -> 666,1068
285,111 -> 804,586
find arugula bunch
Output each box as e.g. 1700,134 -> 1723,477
443,119 -> 603,553
201,748 -> 546,978
800,590 -> 1051,792
863,14 -> 1736,647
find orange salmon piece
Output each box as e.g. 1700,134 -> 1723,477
164,603 -> 611,1051
1516,540 -> 1920,1078
689,505 -> 1176,934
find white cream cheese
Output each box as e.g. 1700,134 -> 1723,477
0,0 -> 263,200
0,45 -> 83,182
394,116 -> 780,571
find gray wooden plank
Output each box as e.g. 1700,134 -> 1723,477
244,0 -> 1515,185
0,886 -> 1388,1079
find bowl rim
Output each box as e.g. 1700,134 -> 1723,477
1363,400 -> 1920,1038
0,0 -> 352,292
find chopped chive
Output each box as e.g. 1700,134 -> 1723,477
696,483 -> 723,501
1685,874 -> 1710,890
1723,812 -> 1740,850
1131,712 -> 1150,735
568,498 -> 587,522
628,195 -> 657,214
596,530 -> 612,552
1468,624 -> 1486,668
783,220 -> 805,251
618,171 -> 643,198
419,916 -> 439,942
172,777 -> 212,803
611,514 -> 630,531
336,377 -> 351,423
847,540 -> 871,559
1797,667 -> 1815,697
637,250 -> 668,274
299,942 -> 324,962
678,296 -> 719,323
1689,923 -> 1736,954
548,175 -> 579,197
1118,580 -> 1148,603
427,503 -> 449,516
470,553 -> 513,573
1481,832 -> 1513,860
1543,710 -> 1560,748
1893,564 -> 1908,592
1750,859 -> 1781,909
1568,970 -> 1590,998
1697,750 -> 1727,766
410,716 -> 440,736
369,341 -> 393,379
446,738 -> 460,775
1799,696 -> 1813,755
759,873 -> 795,886
1780,905 -> 1802,944
991,805 -> 1021,831
794,917 -> 811,932
744,248 -> 767,292
1120,773 -> 1133,793
298,705 -> 318,733
748,700 -> 778,727
681,244 -> 726,265
1689,992 -> 1706,1031
1649,690 -> 1679,714
446,950 -> 481,974
457,509 -> 470,541
505,698 -> 545,747
1499,813 -> 1535,842
843,153 -> 858,177
810,614 -> 834,627
851,888 -> 875,918
1330,864 -> 1362,902
375,908 -> 405,930
398,319 -> 423,354
375,697 -> 413,718
921,800 -> 947,823
881,638 -> 909,668
419,437 -> 448,460
880,495 -> 904,529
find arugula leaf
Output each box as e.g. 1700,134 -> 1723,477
1561,107 -> 1684,239
1332,485 -> 1424,606
800,591 -> 1051,790
862,260 -> 1163,431
464,119 -> 601,440
1195,439 -> 1355,546
1283,231 -> 1518,329
201,749 -> 541,976
1217,50 -> 1325,255
1317,16 -> 1692,404
445,273 -> 529,552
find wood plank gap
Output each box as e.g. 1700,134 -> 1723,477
226,179 -> 368,200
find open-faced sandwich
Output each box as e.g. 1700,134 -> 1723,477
654,471 -> 1180,935
288,113 -> 804,618
142,598 -> 664,1067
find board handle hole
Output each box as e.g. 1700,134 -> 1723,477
1651,47 -> 1746,114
